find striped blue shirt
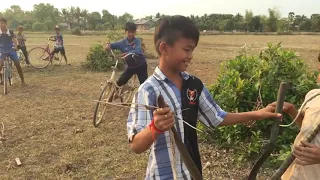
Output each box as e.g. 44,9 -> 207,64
127,67 -> 227,180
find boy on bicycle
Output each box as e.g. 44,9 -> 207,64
0,17 -> 25,86
105,22 -> 148,87
48,25 -> 68,64
126,15 -> 282,179
16,26 -> 30,65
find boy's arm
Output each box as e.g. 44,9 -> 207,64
127,88 -> 157,154
110,39 -> 123,51
198,87 -> 281,127
11,31 -> 18,49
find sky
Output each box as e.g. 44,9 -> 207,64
1,0 -> 319,19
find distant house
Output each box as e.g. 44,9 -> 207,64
59,23 -> 69,30
134,18 -> 160,31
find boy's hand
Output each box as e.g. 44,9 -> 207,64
153,107 -> 175,132
293,141 -> 320,165
256,105 -> 282,120
105,44 -> 111,51
267,102 -> 297,117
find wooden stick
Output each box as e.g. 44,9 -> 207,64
157,94 -> 203,180
248,82 -> 290,180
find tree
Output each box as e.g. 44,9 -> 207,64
33,3 -> 60,25
299,19 -> 312,31
310,14 -> 320,32
102,10 -> 117,29
80,9 -> 88,30
155,12 -> 161,18
233,13 -> 244,31
118,12 -> 134,26
245,10 -> 253,32
251,16 -> 262,32
75,7 -> 81,25
87,12 -> 102,30
266,8 -> 280,32
277,18 -> 289,32
288,12 -> 295,30
32,22 -> 45,31
61,8 -> 69,23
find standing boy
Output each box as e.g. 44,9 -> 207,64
16,26 -> 30,65
0,17 -> 25,85
127,15 -> 282,179
105,22 -> 148,86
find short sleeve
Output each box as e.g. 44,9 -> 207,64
127,85 -> 157,142
197,86 -> 227,127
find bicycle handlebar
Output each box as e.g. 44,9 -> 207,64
109,49 -> 138,59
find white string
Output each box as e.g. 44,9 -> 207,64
280,92 -> 320,127
93,100 -> 207,133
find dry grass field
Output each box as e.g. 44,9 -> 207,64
0,33 -> 319,180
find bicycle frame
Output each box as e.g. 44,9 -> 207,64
108,49 -> 138,83
1,49 -> 15,94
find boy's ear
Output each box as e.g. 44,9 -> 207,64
159,42 -> 168,55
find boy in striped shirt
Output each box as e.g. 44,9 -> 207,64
127,15 -> 282,179
16,26 -> 30,65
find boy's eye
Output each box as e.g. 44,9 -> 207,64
184,49 -> 191,52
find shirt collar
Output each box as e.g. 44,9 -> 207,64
125,37 -> 135,45
153,66 -> 190,81
0,29 -> 10,35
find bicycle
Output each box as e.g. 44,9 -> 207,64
93,49 -> 139,127
0,49 -> 16,95
27,37 -> 66,69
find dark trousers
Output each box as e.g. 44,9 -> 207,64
117,63 -> 148,86
17,45 -> 30,63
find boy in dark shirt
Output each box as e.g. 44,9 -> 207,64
105,22 -> 148,87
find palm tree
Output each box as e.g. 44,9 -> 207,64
80,9 -> 88,30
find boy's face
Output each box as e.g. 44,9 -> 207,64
18,29 -> 23,34
161,37 -> 196,72
126,30 -> 135,41
0,21 -> 7,29
55,29 -> 60,34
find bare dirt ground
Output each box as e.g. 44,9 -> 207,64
1,33 -> 319,180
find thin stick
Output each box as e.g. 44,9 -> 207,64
0,122 -> 4,138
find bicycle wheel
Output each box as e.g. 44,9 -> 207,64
3,61 -> 8,95
121,75 -> 139,104
93,83 -> 115,127
28,47 -> 51,69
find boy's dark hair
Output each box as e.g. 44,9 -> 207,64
154,15 -> 200,55
0,17 -> 8,23
125,22 -> 137,32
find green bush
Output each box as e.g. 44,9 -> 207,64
32,22 -> 45,31
202,42 -> 319,165
82,31 -> 124,71
71,27 -> 81,35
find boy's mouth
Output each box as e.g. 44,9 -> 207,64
183,61 -> 190,65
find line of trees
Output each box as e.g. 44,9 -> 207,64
1,4 -> 320,32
